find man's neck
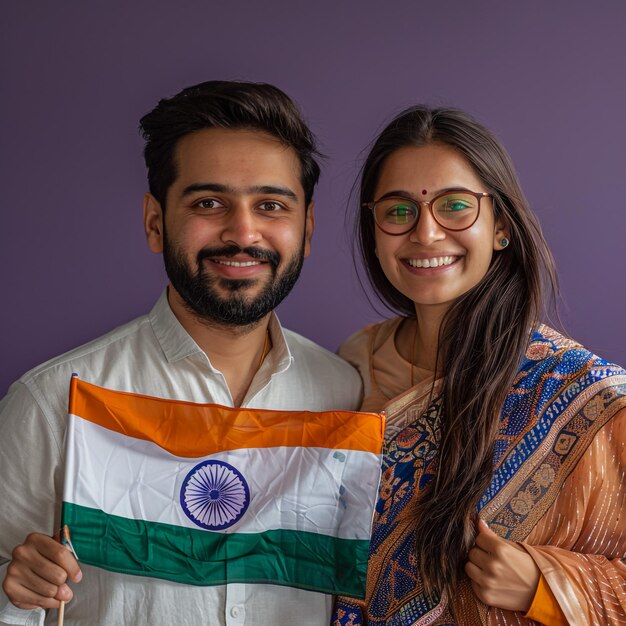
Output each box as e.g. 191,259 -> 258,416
167,287 -> 272,407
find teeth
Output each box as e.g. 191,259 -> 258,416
407,256 -> 455,268
214,260 -> 261,267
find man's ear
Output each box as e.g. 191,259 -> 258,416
144,193 -> 164,253
493,215 -> 511,251
303,201 -> 315,258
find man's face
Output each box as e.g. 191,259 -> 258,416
144,128 -> 314,327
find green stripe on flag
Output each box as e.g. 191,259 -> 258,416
62,503 -> 369,598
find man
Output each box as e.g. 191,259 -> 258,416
0,81 -> 362,625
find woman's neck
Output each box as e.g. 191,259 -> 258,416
399,304 -> 450,372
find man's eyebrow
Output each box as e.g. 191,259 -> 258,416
181,183 -> 298,201
250,185 -> 298,201
181,183 -> 233,196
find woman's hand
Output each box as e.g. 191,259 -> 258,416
2,532 -> 82,609
465,519 -> 540,612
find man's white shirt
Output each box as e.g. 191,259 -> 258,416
0,291 -> 362,626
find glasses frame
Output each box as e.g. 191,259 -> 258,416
364,189 -> 492,235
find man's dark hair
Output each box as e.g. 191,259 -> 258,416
139,80 -> 321,209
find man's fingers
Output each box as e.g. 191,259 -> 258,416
2,531 -> 81,611
20,533 -> 82,582
12,543 -> 68,587
2,566 -> 65,610
9,556 -> 71,598
55,583 -> 74,602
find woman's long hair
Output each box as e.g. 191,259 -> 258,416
356,106 -> 558,599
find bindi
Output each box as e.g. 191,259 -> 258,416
421,189 -> 428,195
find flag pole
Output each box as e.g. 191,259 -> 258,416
59,374 -> 79,626
58,524 -> 78,626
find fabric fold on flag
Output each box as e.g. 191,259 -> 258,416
62,377 -> 384,598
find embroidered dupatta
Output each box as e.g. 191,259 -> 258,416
333,324 -> 626,625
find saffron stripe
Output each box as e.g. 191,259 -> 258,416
69,377 -> 384,457
62,503 -> 369,598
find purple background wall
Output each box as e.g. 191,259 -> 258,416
2,1 -> 625,395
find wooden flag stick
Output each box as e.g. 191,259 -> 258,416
58,525 -> 78,626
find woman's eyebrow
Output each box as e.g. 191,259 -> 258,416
375,186 -> 476,201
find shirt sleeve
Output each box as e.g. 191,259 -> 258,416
0,379 -> 65,560
522,406 -> 626,625
0,593 -> 45,626
524,574 -> 568,625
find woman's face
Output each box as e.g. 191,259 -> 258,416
372,143 -> 508,316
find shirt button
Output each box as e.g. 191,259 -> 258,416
230,605 -> 242,618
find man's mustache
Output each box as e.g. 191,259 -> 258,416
197,245 -> 280,267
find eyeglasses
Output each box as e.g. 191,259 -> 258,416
364,189 -> 492,235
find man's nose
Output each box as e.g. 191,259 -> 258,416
220,206 -> 262,247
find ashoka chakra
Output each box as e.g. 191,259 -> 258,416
180,460 -> 250,530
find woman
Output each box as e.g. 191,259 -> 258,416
333,107 -> 626,625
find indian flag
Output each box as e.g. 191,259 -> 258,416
61,376 -> 384,598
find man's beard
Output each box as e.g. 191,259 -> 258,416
162,231 -> 305,327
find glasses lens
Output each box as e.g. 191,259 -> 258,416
432,192 -> 479,229
374,198 -> 418,232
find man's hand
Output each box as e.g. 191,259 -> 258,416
464,519 -> 540,612
2,533 -> 82,609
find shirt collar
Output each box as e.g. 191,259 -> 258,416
149,289 -> 293,373
264,311 -> 293,375
149,290 -> 203,363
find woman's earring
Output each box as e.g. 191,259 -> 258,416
500,237 -> 509,248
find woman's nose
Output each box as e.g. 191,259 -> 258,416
408,203 -> 446,245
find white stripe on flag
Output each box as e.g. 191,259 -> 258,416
65,414 -> 380,539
